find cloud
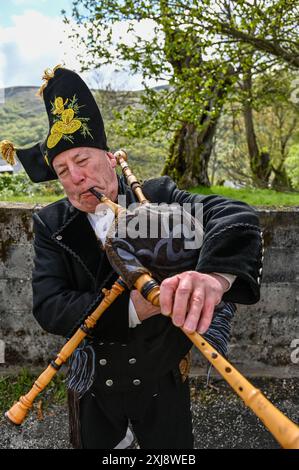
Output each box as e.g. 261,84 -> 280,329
0,9 -> 163,91
0,10 -> 86,87
11,0 -> 47,6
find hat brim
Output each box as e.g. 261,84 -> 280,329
17,143 -> 58,182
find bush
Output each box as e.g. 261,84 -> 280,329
0,172 -> 64,198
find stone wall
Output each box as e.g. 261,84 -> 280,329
228,209 -> 299,376
0,203 -> 298,376
0,203 -> 62,366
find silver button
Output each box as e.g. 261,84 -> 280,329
56,235 -> 62,240
121,344 -> 127,347
129,358 -> 136,365
257,276 -> 261,285
109,342 -> 115,345
259,267 -> 263,275
99,342 -> 104,346
105,379 -> 113,387
133,379 -> 141,386
99,359 -> 107,366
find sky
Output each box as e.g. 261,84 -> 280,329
0,0 -> 160,92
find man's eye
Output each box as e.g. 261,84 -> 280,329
78,159 -> 88,165
59,169 -> 67,176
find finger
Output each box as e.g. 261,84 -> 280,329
160,276 -> 180,316
197,300 -> 215,334
171,274 -> 193,327
182,289 -> 205,333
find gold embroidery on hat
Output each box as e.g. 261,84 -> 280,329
0,140 -> 16,166
36,64 -> 62,97
47,95 -> 92,149
44,152 -> 50,166
53,97 -> 68,115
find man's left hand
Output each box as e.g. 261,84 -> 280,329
159,271 -> 229,334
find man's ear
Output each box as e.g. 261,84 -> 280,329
106,151 -> 117,168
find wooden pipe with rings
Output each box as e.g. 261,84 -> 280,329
5,149 -> 299,449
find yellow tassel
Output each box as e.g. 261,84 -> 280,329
0,140 -> 16,166
36,64 -> 62,97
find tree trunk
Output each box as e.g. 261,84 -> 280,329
242,71 -> 271,188
271,165 -> 292,191
162,120 -> 217,188
161,21 -> 232,188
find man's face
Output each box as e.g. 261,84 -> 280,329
53,147 -> 118,213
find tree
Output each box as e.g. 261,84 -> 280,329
159,26 -> 234,187
241,63 -> 272,187
202,0 -> 299,69
254,70 -> 298,190
196,0 -> 299,187
211,70 -> 299,190
66,0 -> 298,187
66,0 -> 237,187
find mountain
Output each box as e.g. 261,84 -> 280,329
0,86 -> 167,180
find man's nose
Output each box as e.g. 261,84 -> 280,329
69,166 -> 85,185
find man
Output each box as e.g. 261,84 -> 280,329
0,66 -> 263,449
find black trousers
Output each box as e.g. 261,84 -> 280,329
79,370 -> 194,449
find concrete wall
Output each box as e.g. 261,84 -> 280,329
0,203 -> 62,366
0,203 -> 298,376
226,209 -> 299,377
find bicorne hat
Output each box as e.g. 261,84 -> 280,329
0,65 -> 108,182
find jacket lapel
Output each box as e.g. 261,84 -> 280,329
52,209 -> 103,283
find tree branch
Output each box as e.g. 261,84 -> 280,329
215,22 -> 299,68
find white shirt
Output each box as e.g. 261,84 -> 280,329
87,210 -> 236,328
87,209 -> 142,327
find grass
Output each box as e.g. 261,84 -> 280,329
1,186 -> 299,207
190,186 -> 299,207
0,367 -> 67,416
0,195 -> 63,204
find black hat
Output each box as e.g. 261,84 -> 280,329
0,65 -> 108,182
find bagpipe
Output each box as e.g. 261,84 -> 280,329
5,150 -> 299,449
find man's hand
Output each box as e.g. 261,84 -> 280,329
159,271 -> 229,334
130,289 -> 161,322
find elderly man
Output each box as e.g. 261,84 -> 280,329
0,66 -> 263,449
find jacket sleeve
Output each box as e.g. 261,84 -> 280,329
142,176 -> 263,304
32,213 -> 130,340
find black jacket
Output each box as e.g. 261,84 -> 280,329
32,176 -> 262,383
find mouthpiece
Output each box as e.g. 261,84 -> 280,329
114,149 -> 128,164
89,187 -> 105,200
